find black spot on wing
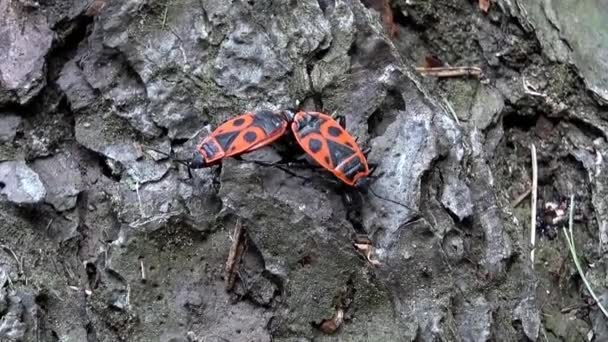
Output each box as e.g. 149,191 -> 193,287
308,138 -> 322,153
233,118 -> 245,127
327,140 -> 354,167
244,131 -> 258,143
215,131 -> 240,151
327,126 -> 342,137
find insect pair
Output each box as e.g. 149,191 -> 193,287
154,109 -> 416,212
190,109 -> 375,186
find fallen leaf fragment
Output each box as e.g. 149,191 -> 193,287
479,0 -> 491,13
424,55 -> 444,68
364,0 -> 399,38
320,308 -> 344,334
353,236 -> 381,266
85,0 -> 107,16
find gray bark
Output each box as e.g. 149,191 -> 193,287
1,0 -> 607,341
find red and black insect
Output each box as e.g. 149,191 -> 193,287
187,109 -> 372,183
289,111 -> 418,212
290,111 -> 375,188
189,109 -> 291,168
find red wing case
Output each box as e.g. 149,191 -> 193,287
291,111 -> 370,186
196,110 -> 288,165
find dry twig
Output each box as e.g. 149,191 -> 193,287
126,283 -> 132,311
135,181 -> 145,218
225,220 -> 246,291
523,77 -> 547,97
1,245 -> 24,282
161,2 -> 170,29
560,302 -> 592,314
530,144 -> 538,264
45,218 -> 54,231
140,259 -> 146,282
415,66 -> 482,78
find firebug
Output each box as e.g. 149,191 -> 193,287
189,109 -> 291,168
290,111 -> 375,188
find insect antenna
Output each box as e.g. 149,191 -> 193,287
367,187 -> 420,216
251,160 -> 311,182
142,145 -> 192,168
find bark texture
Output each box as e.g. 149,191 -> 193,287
1,0 -> 608,341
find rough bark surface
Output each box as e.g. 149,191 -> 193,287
1,0 -> 608,341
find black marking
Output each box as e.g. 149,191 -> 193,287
339,156 -> 366,181
215,131 -> 240,151
295,114 -> 323,138
327,139 -> 355,167
244,131 -> 258,143
345,142 -> 354,148
233,118 -> 246,127
202,141 -> 219,158
252,110 -> 284,135
324,156 -> 331,165
328,126 -> 342,137
308,138 -> 322,153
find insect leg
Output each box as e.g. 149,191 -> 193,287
251,160 -> 311,182
337,116 -> 346,129
329,112 -> 347,129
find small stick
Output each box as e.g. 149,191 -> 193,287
21,256 -> 27,285
225,220 -> 246,291
126,283 -> 132,311
135,181 -> 145,218
511,188 -> 531,208
161,3 -> 169,29
1,245 -> 24,278
415,66 -> 482,78
523,77 -> 547,97
45,218 -> 54,231
530,144 -> 538,264
560,303 -> 591,313
140,260 -> 146,282
443,99 -> 461,126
